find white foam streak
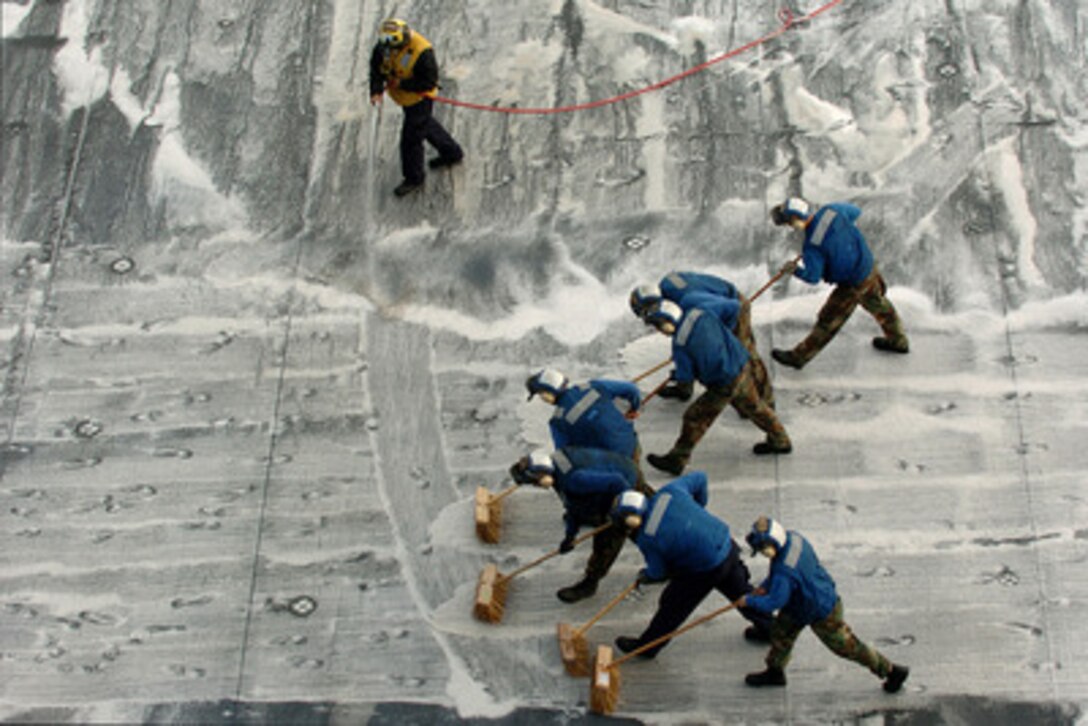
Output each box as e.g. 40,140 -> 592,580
986,139 -> 1045,288
54,0 -> 110,117
2,3 -> 32,38
400,239 -> 626,344
669,16 -> 719,57
1008,291 -> 1088,331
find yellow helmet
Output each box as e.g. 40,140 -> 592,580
379,18 -> 410,47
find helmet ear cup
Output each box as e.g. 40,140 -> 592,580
526,368 -> 568,400
646,300 -> 682,330
611,491 -> 648,525
526,450 -> 554,476
510,456 -> 535,485
379,18 -> 410,46
747,515 -> 785,556
771,198 -> 811,225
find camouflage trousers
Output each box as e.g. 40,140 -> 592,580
670,363 -> 789,462
584,477 -> 655,581
793,267 -> 907,364
735,297 -> 774,409
765,598 -> 892,679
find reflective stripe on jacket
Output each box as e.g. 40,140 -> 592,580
745,531 -> 838,625
660,271 -> 739,305
549,380 -> 640,458
795,203 -> 874,286
671,308 -> 749,388
633,472 -> 733,580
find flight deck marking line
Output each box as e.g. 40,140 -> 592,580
364,319 -> 501,712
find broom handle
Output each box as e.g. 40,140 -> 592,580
574,580 -> 639,637
631,358 -> 671,384
639,377 -> 672,407
497,522 -> 612,584
747,254 -> 802,303
491,483 -> 518,504
610,599 -> 742,669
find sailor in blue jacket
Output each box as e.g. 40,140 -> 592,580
526,368 -> 642,460
769,197 -> 909,369
609,472 -> 771,658
629,272 -> 771,407
660,270 -> 740,303
739,516 -> 910,693
682,292 -> 774,411
642,300 -> 790,475
510,446 -> 654,603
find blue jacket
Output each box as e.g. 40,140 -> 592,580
682,292 -> 743,333
659,271 -> 739,306
551,446 -> 639,538
633,472 -> 734,580
550,379 -> 640,458
795,203 -> 874,287
745,530 -> 838,625
670,307 -> 749,388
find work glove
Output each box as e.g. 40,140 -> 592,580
779,258 -> 800,277
558,535 -> 576,554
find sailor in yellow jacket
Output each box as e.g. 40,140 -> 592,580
369,19 -> 464,198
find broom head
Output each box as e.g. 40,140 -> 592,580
588,644 -> 620,714
472,563 -> 507,623
557,621 -> 591,677
474,486 -> 502,544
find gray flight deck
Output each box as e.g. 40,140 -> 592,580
1,0 -> 1086,723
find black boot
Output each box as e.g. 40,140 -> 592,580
394,180 -> 423,197
647,451 -> 686,476
615,636 -> 655,660
428,154 -> 463,170
883,664 -> 909,693
556,576 -> 598,604
771,348 -> 806,370
753,438 -> 792,455
872,336 -> 909,354
658,381 -> 693,401
745,667 -> 786,687
744,625 -> 771,643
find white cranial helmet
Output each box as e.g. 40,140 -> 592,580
526,368 -> 569,401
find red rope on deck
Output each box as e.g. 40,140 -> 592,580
433,1 -> 844,115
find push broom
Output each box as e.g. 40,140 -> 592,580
474,483 -> 518,544
588,597 -> 744,715
557,580 -> 639,677
473,522 -> 611,624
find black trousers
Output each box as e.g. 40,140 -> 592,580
636,541 -> 772,657
400,98 -> 462,184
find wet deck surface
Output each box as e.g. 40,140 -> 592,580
2,0 -> 1087,723
1,248 -> 1085,722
